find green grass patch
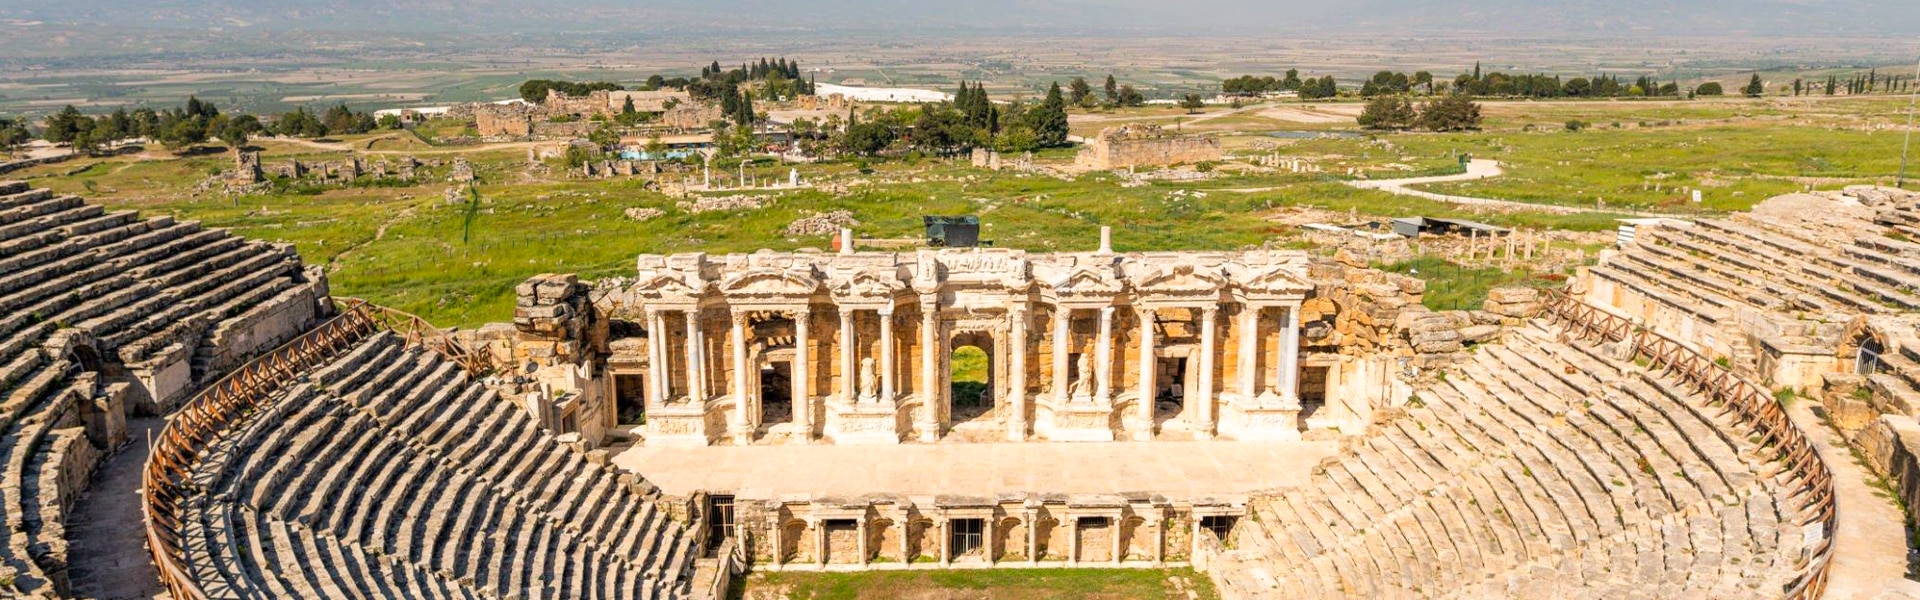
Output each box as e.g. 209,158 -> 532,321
1375,256 -> 1566,311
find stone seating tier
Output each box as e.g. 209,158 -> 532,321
1215,322 -> 1811,599
0,182 -> 321,597
179,331 -> 697,599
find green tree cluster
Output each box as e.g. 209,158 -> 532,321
519,80 -> 625,103
1356,96 -> 1417,130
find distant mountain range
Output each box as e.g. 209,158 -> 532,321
1,0 -> 1917,36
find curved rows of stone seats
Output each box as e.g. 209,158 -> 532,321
1212,321 -> 1825,599
174,329 -> 698,599
0,181 -> 322,597
1593,214 -> 1920,329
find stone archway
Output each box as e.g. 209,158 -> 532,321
949,331 -> 997,426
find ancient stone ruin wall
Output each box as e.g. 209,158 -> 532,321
489,241 -> 1439,449
727,494 -> 1218,570
474,103 -> 534,138
1075,124 -> 1222,170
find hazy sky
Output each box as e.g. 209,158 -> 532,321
2,0 -> 1918,36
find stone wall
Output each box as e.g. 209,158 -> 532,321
474,103 -> 534,138
1074,124 -> 1222,170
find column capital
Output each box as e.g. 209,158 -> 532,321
1135,306 -> 1156,319
730,310 -> 749,326
878,304 -> 895,317
787,305 -> 811,318
1200,305 -> 1220,319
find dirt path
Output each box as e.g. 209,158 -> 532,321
1342,158 -> 1689,217
267,134 -> 539,156
1788,404 -> 1920,599
67,417 -> 170,600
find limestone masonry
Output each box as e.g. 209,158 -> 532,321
1075,124 -> 1223,170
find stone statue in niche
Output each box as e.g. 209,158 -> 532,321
859,356 -> 879,402
1068,353 -> 1094,401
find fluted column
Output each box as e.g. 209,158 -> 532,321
792,307 -> 812,442
1197,306 -> 1217,438
919,299 -> 940,441
1238,305 -> 1259,400
646,309 -> 665,405
1007,306 -> 1028,441
1280,304 -> 1301,404
1095,306 -> 1114,403
1135,307 -> 1156,441
684,310 -> 703,401
731,310 -> 750,442
879,306 -> 896,401
839,308 -> 856,401
1052,307 -> 1070,401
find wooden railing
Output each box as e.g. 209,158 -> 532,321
142,299 -> 488,599
1544,289 -> 1836,600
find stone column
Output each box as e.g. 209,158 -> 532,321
1051,307 -> 1071,401
646,309 -> 665,405
1095,306 -> 1114,402
792,307 -> 812,442
839,308 -> 856,402
938,518 -> 952,566
1136,307 -> 1156,441
1111,517 -> 1122,565
1197,306 -> 1218,438
984,515 -> 998,564
1153,510 -> 1166,565
857,517 -> 870,565
815,519 -> 827,566
919,299 -> 940,441
771,516 -> 784,567
1068,516 -> 1080,565
1238,305 -> 1259,400
1007,306 -> 1028,441
880,306 -> 896,401
731,311 -> 750,443
684,310 -> 703,402
1027,510 -> 1040,565
1279,304 -> 1301,404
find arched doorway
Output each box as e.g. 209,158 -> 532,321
754,314 -> 800,426
949,331 -> 995,425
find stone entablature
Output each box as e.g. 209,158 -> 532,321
583,243 -> 1369,446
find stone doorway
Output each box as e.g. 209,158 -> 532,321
1299,365 -> 1329,423
825,519 -> 861,564
614,373 -> 647,425
950,518 -> 986,559
1077,517 -> 1113,562
949,332 -> 996,425
761,362 -> 793,424
1155,353 -> 1192,426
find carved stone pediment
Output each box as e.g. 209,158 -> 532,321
1049,266 -> 1125,297
629,271 -> 706,300
720,267 -> 821,298
1135,263 -> 1229,295
1235,264 -> 1313,295
829,268 -> 907,302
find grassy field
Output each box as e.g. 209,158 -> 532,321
730,567 -> 1217,600
7,95 -> 1910,328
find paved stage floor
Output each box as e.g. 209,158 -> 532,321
611,439 -> 1339,500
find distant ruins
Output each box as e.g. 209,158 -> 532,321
1074,124 -> 1222,170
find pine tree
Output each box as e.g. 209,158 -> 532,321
1104,75 -> 1119,105
1024,82 -> 1070,147
1743,74 -> 1764,97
